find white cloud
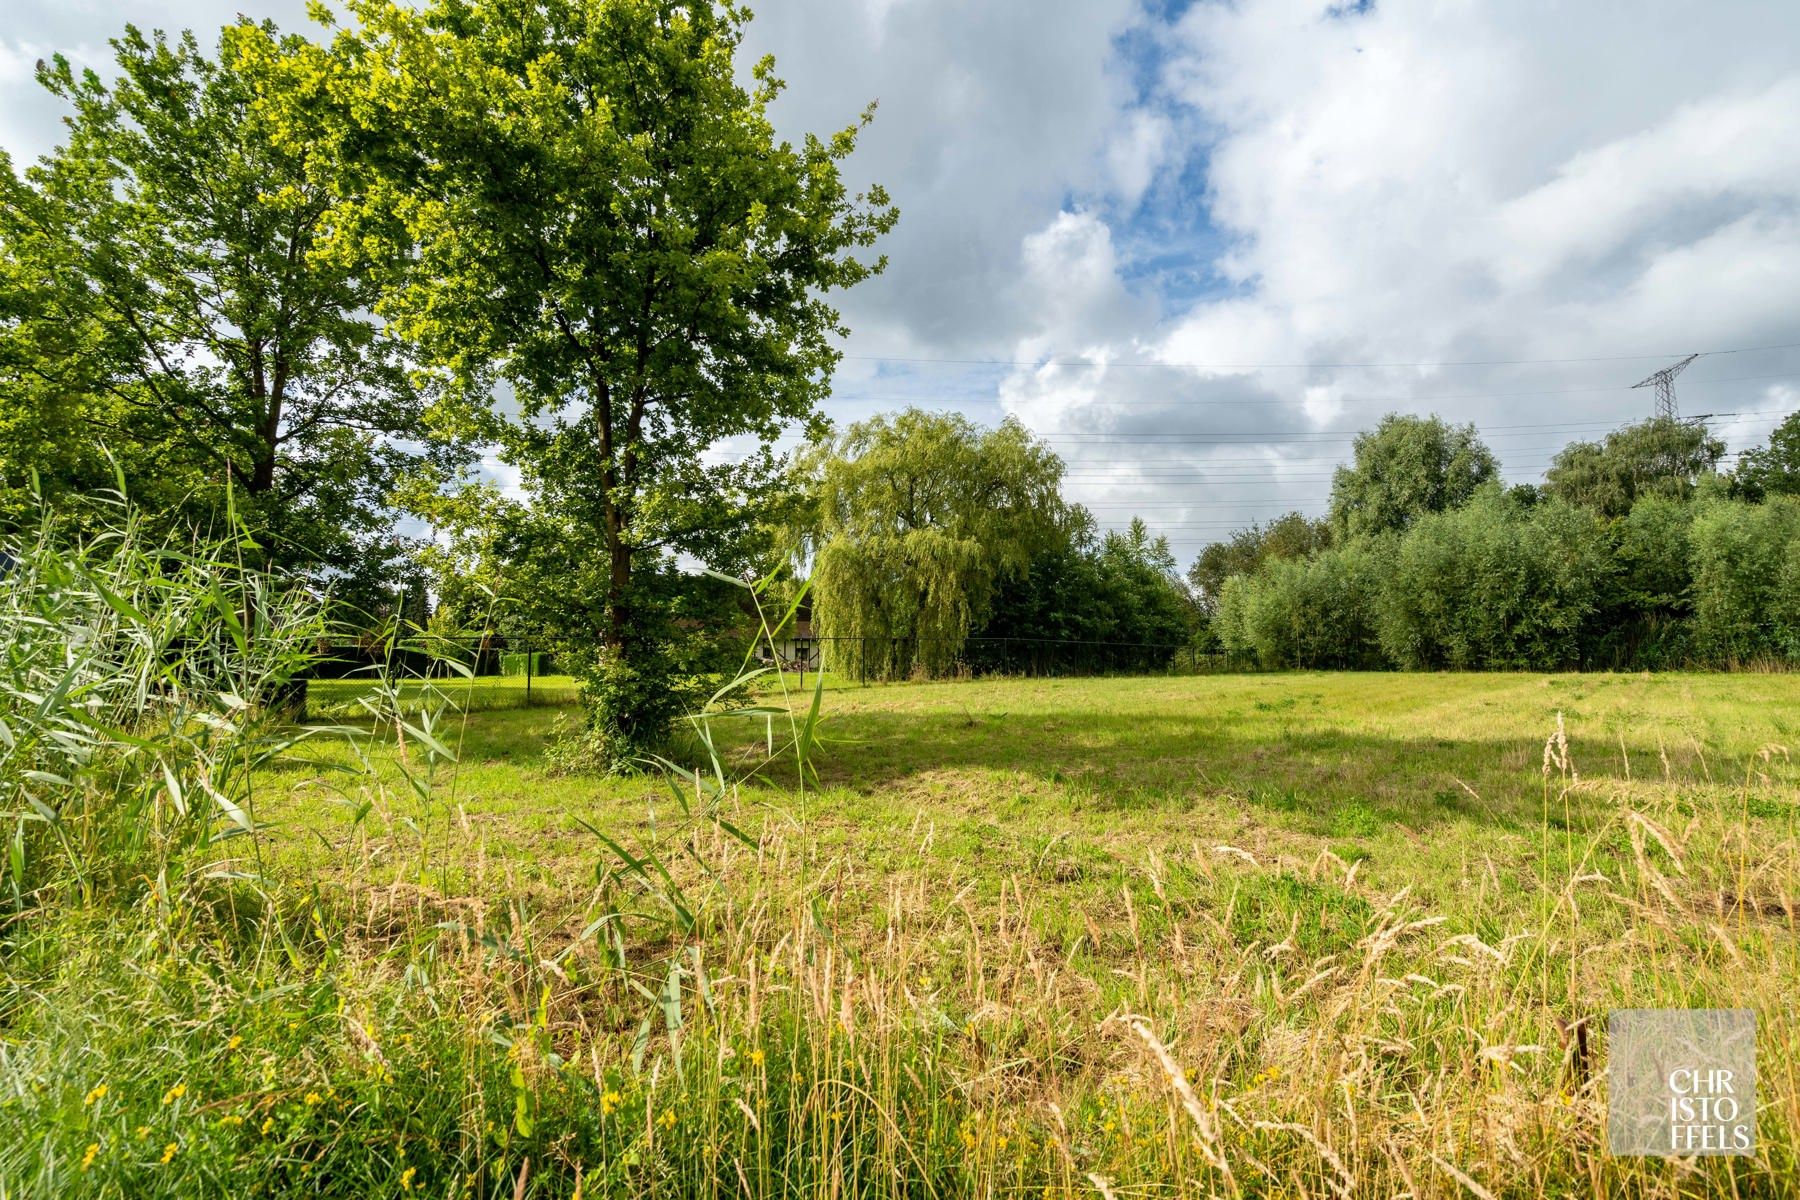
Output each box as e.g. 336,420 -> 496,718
1102,108 -> 1172,211
0,41 -> 51,86
741,0 -> 1151,356
982,0 -> 1800,552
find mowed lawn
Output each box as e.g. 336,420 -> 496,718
245,670 -> 1800,1196
274,669 -> 1799,927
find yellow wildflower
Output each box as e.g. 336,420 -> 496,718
304,1091 -> 323,1107
261,1117 -> 275,1135
219,1114 -> 245,1128
400,1166 -> 417,1191
83,1083 -> 108,1106
135,1126 -> 150,1139
658,1109 -> 677,1131
160,1083 -> 186,1105
600,1090 -> 622,1116
80,1143 -> 99,1172
227,1035 -> 243,1051
160,1141 -> 179,1165
748,1049 -> 765,1068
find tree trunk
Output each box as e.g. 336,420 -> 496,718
595,372 -> 634,660
605,507 -> 631,653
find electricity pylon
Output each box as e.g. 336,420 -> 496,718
1630,353 -> 1699,420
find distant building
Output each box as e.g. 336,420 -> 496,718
766,602 -> 817,671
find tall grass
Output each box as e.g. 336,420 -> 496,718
0,494 -> 326,907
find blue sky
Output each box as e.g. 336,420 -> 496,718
6,0 -> 1800,563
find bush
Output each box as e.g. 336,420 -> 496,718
1688,496 -> 1800,662
1584,496 -> 1697,668
1375,488 -> 1612,669
1214,540 -> 1387,669
499,650 -> 554,677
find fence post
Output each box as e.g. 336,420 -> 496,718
525,641 -> 533,706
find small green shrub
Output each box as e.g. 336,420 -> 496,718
499,651 -> 554,677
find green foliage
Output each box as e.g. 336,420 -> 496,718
1213,539 -> 1386,669
1544,416 -> 1725,518
1186,511 -> 1330,616
1732,409 -> 1800,500
0,24 -> 429,595
1585,495 -> 1699,668
972,518 -> 1197,669
1687,495 -> 1800,662
1328,414 -> 1498,537
802,410 -> 1069,679
1374,488 -> 1613,669
1612,495 -> 1697,614
280,0 -> 893,767
499,652 -> 553,678
1191,408 -> 1800,671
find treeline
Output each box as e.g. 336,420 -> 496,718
1199,412 -> 1800,670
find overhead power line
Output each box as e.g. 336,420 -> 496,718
823,371 -> 1799,409
837,339 -> 1800,372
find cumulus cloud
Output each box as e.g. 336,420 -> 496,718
979,0 -> 1800,553
741,0 -> 1153,358
0,3 -> 309,164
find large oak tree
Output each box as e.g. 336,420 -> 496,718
295,0 -> 894,765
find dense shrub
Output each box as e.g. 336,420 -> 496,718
1688,496 -> 1800,662
1186,511 -> 1331,615
973,518 -> 1197,672
1214,540 -> 1387,669
1580,496 -> 1699,669
1373,489 -> 1613,669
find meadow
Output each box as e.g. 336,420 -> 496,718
6,669 -> 1798,1198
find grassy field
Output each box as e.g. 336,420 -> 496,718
9,671 -> 1798,1197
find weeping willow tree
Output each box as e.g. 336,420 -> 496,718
797,409 -> 1069,679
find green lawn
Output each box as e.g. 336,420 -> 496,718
307,671 -> 585,715
275,670 -> 1800,930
